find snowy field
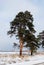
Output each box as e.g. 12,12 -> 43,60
0,52 -> 44,65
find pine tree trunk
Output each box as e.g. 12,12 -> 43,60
31,50 -> 33,55
20,39 -> 23,56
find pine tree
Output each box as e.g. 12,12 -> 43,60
38,30 -> 44,48
7,11 -> 38,56
25,33 -> 39,55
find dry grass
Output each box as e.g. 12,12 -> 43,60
0,52 -> 44,65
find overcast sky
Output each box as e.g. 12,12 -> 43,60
0,0 -> 44,51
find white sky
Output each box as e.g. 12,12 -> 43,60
0,0 -> 44,51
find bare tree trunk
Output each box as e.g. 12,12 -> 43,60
31,50 -> 33,55
20,39 -> 23,56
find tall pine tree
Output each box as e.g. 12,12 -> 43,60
7,11 -> 38,56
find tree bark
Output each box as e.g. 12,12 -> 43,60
20,39 -> 23,56
31,50 -> 33,55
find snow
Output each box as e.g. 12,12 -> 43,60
0,52 -> 44,65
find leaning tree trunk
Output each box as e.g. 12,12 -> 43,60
20,39 -> 23,56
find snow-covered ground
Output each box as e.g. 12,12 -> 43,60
0,52 -> 44,65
